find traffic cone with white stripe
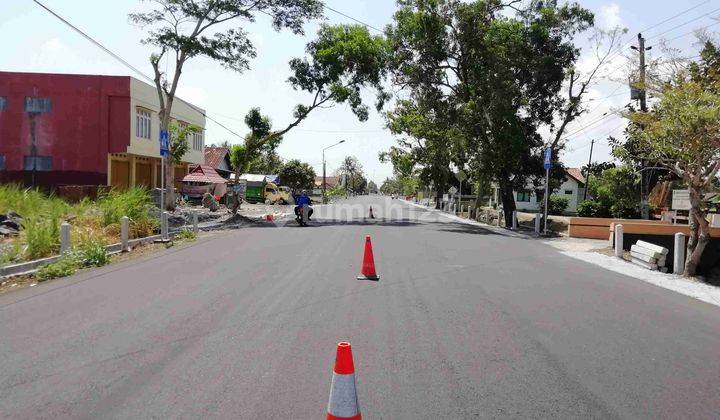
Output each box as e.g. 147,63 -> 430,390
356,235 -> 379,281
327,342 -> 361,420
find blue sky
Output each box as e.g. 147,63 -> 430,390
1,0 -> 717,184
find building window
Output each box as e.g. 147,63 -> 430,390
25,97 -> 52,113
564,189 -> 573,195
0,97 -> 6,111
516,191 -> 531,202
0,155 -> 5,170
192,130 -> 204,151
24,156 -> 52,171
136,108 -> 152,139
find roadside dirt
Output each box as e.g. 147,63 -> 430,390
0,231 -> 217,297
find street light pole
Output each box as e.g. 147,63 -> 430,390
322,140 -> 346,203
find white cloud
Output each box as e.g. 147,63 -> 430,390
598,3 -> 623,30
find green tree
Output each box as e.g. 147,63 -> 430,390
232,24 -> 390,185
584,165 -> 640,218
620,45 -> 720,276
385,0 -> 594,222
229,108 -> 282,177
130,0 -> 323,209
279,160 -> 316,193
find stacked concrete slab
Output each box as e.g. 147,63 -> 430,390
630,240 -> 669,272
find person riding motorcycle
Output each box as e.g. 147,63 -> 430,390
294,191 -> 313,220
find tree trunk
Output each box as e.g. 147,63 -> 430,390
684,185 -> 709,276
499,178 -> 516,227
161,111 -> 175,211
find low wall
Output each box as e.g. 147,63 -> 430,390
609,222 -> 720,274
569,217 -> 669,240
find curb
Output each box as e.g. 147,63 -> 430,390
400,199 -> 528,238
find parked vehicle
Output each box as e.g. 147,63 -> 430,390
235,174 -> 292,204
265,185 -> 291,205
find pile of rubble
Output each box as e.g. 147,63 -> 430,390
0,212 -> 23,237
630,240 -> 669,273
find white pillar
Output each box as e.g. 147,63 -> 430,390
497,210 -> 502,227
60,222 -> 71,254
512,210 -> 518,230
193,212 -> 199,233
614,224 -> 624,258
674,232 -> 685,275
535,213 -> 541,234
162,211 -> 169,241
121,216 -> 129,252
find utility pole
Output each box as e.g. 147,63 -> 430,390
322,140 -> 345,203
632,33 -> 652,218
583,139 -> 594,201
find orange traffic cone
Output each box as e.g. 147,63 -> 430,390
357,235 -> 379,280
327,342 -> 361,420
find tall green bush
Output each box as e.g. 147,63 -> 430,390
586,165 -> 640,218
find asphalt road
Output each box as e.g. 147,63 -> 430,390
1,196 -> 719,419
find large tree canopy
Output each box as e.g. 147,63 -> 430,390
130,0 -> 323,209
383,0 -> 594,222
618,42 -> 720,275
231,24 -> 391,193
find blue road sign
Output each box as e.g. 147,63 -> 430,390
160,130 -> 169,158
543,147 -> 552,170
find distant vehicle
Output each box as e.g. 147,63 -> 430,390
237,174 -> 289,204
295,206 -> 308,226
263,183 -> 291,204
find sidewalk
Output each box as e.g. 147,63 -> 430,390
400,199 -> 526,238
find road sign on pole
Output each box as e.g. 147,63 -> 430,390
543,147 -> 551,235
543,147 -> 552,170
159,130 -> 169,158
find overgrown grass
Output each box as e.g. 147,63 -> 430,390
36,256 -> 79,281
176,228 -> 197,241
35,241 -> 111,281
0,185 -> 158,264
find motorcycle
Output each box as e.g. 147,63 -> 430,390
295,205 -> 308,226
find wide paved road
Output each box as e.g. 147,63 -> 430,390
1,196 -> 719,418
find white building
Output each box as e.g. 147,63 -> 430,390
492,168 -> 587,214
108,77 -> 206,191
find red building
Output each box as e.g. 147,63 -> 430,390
0,71 -> 205,190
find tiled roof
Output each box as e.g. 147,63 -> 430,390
566,167 -> 586,185
315,176 -> 340,187
183,165 -> 227,184
204,146 -> 229,169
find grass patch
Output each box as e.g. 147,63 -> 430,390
176,228 -> 197,241
36,256 -> 79,281
0,185 -> 159,264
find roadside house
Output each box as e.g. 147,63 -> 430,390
0,71 -> 205,192
203,146 -> 232,179
491,168 -> 587,214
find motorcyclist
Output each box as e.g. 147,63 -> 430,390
294,190 -> 313,220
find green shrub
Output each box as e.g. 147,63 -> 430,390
98,188 -> 157,237
36,256 -> 79,281
540,195 -> 570,215
76,242 -> 110,267
176,228 -> 197,241
577,200 -> 611,218
23,215 -> 61,259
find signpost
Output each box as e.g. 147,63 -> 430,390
456,171 -> 466,215
159,130 -> 169,210
543,147 -> 552,235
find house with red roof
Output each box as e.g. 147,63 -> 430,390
203,146 -> 233,178
491,167 -> 587,214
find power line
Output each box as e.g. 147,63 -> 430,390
31,0 -> 153,85
645,5 -> 720,41
651,19 -> 720,46
31,0 -> 246,140
322,3 -> 383,33
599,2 -> 715,73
